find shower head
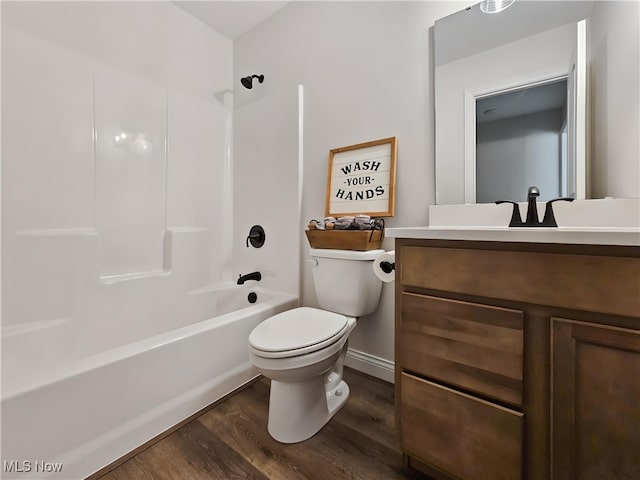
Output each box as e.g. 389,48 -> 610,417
240,74 -> 264,89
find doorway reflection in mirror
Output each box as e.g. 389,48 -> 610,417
475,79 -> 569,203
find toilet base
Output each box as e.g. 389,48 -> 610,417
267,377 -> 350,444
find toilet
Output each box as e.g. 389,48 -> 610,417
248,247 -> 385,443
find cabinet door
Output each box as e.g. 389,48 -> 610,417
401,373 -> 523,480
552,318 -> 640,480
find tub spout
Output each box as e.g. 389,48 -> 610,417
237,271 -> 261,285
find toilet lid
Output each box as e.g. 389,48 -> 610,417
249,307 -> 348,355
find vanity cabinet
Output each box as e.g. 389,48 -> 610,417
394,238 -> 640,480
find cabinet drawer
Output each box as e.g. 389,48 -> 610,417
400,372 -> 523,480
400,293 -> 523,407
400,245 -> 640,318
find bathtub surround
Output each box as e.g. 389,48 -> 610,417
0,2 -> 298,479
232,86 -> 303,298
2,1 -> 233,325
2,1 -> 305,476
2,287 -> 296,480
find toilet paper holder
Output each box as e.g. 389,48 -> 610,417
373,250 -> 395,283
379,261 -> 395,273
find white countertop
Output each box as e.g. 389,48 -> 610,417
386,226 -> 640,246
386,199 -> 640,246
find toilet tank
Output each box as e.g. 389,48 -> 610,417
309,248 -> 385,317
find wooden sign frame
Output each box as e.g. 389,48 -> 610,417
325,137 -> 397,217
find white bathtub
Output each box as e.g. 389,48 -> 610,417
1,285 -> 297,479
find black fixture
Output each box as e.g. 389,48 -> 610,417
525,186 -> 541,226
380,261 -> 395,274
496,186 -> 574,227
240,74 -> 264,89
237,271 -> 261,285
248,292 -> 258,304
246,225 -> 265,248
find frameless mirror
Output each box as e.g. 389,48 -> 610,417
434,1 -> 595,204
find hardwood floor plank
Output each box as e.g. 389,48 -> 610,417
101,420 -> 269,480
100,368 -> 422,480
197,382 -> 314,480
301,415 -> 406,480
204,377 -> 404,478
100,431 -> 200,480
335,370 -> 400,451
175,420 -> 270,479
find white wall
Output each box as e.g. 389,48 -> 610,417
589,0 -> 640,199
1,2 -> 233,333
476,109 -> 564,203
234,1 -> 464,377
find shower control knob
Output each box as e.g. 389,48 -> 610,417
246,225 -> 266,248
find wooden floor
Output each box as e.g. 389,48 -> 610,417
99,368 -> 425,480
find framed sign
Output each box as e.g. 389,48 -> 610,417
325,137 -> 397,217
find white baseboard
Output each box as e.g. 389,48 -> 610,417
345,348 -> 395,384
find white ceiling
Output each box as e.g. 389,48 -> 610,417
173,1 -> 289,39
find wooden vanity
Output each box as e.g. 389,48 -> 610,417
392,235 -> 640,480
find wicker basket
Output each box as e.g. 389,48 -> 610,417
305,229 -> 383,251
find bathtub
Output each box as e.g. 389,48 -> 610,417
1,284 -> 297,479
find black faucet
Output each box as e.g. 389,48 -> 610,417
496,186 -> 574,227
525,186 -> 541,225
237,271 -> 261,285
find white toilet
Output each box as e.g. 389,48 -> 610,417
248,247 -> 385,443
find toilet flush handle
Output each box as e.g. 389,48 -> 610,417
306,259 -> 318,267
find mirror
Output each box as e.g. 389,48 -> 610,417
434,1 -> 595,204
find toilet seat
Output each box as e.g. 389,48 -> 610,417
249,307 -> 348,359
